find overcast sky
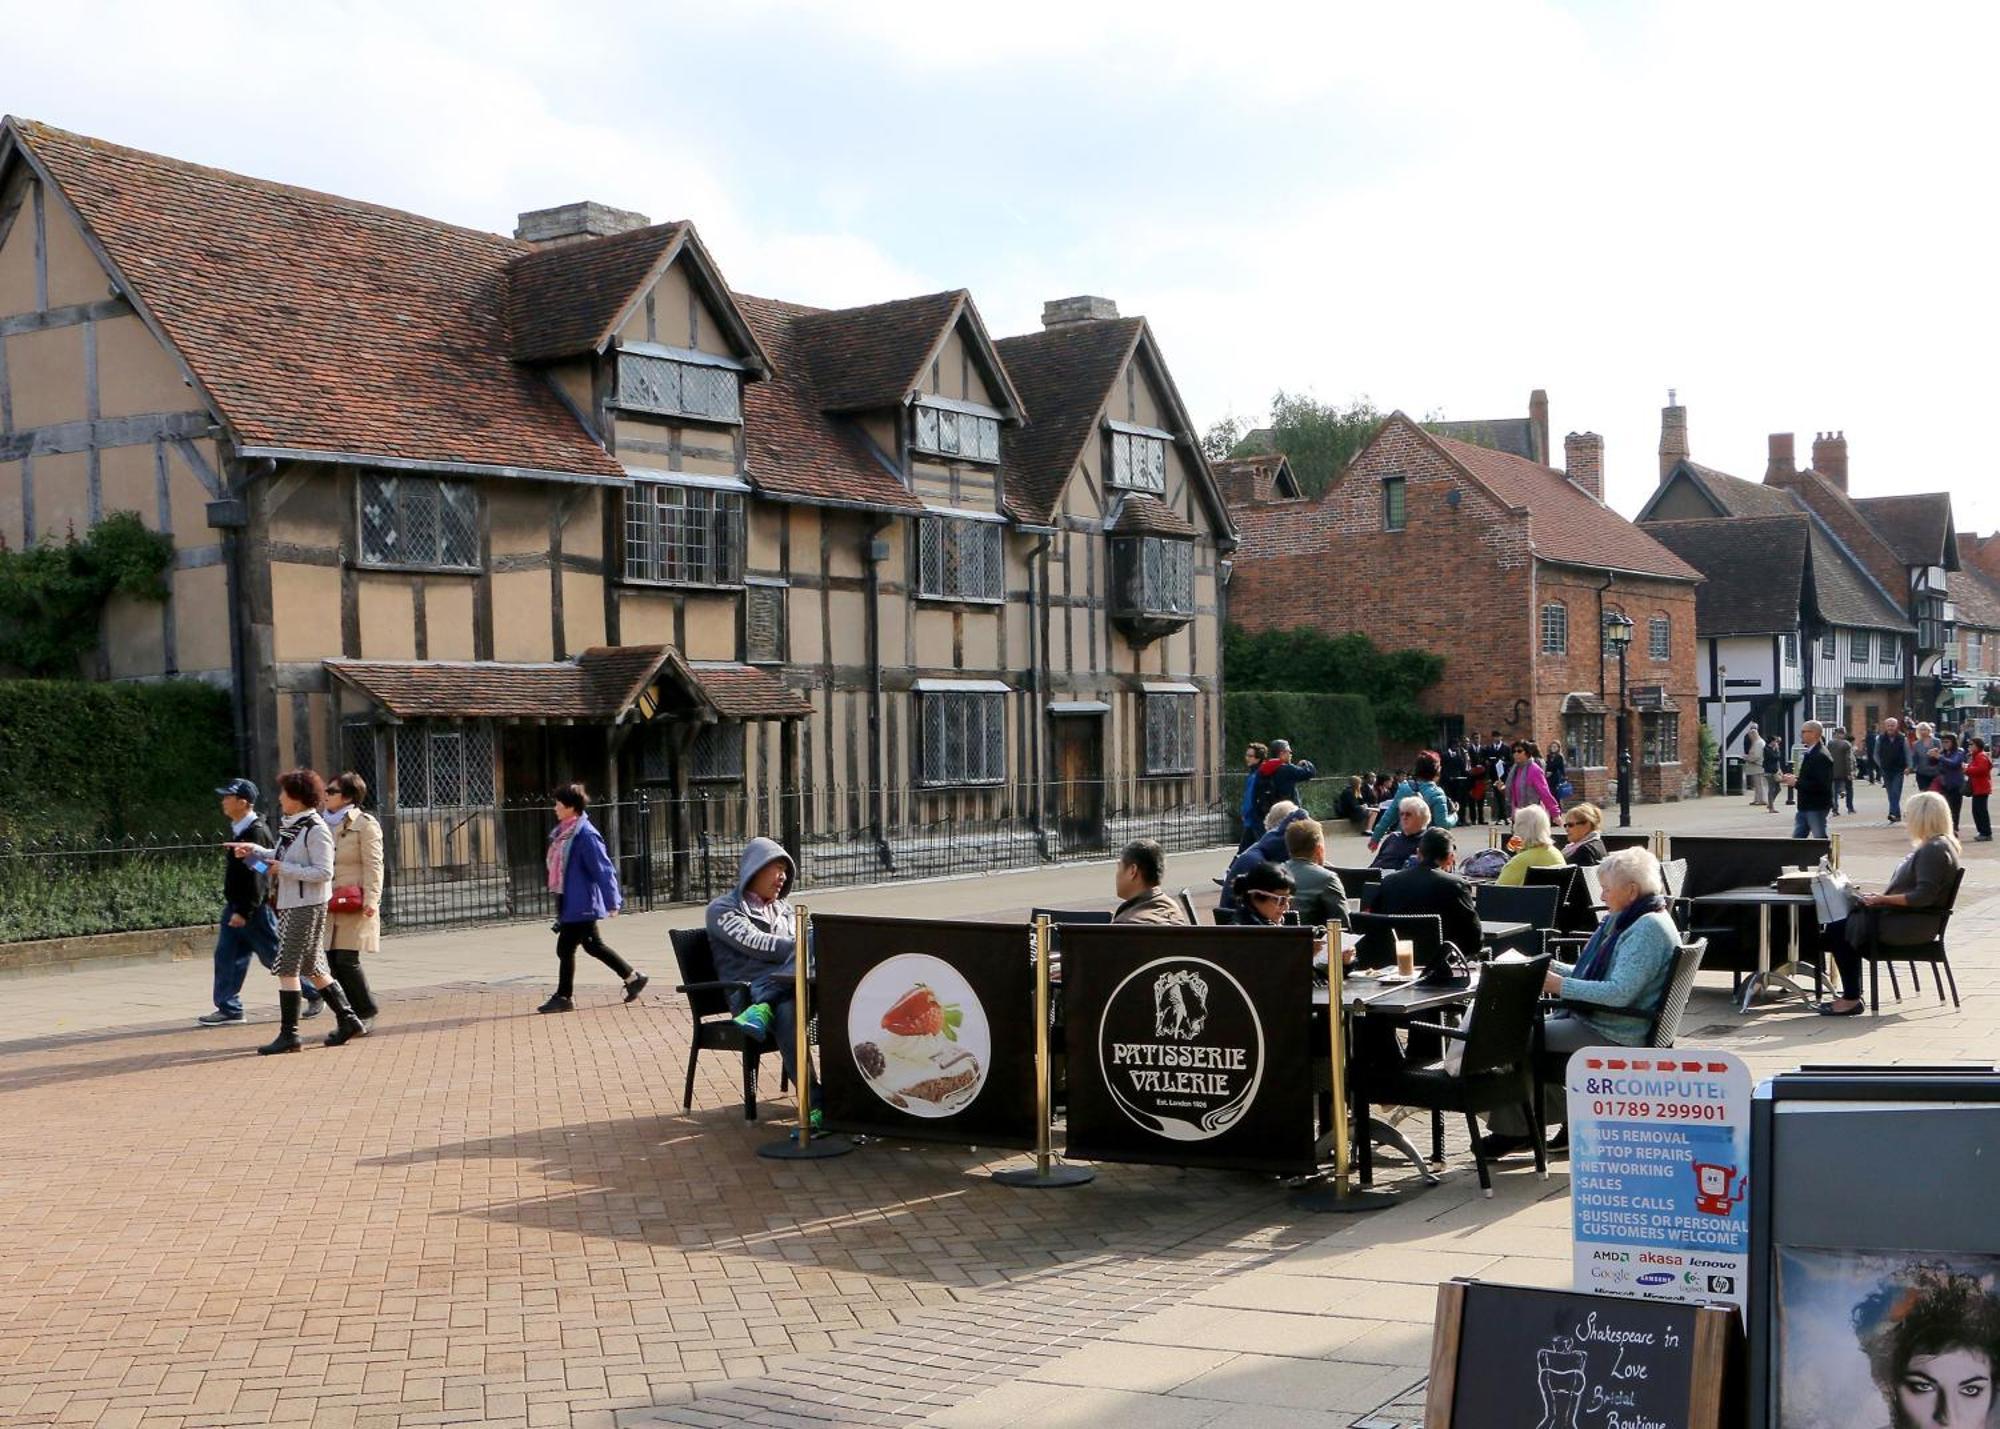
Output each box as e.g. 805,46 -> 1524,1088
9,1 -> 1997,531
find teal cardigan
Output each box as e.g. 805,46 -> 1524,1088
1555,908 -> 1678,1044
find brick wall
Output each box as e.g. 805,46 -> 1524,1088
1231,415 -> 1701,801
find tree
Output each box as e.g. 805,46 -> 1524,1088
1200,414 -> 1246,462
1259,392 -> 1383,497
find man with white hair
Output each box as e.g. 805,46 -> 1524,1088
1483,846 -> 1679,1157
1877,716 -> 1909,824
1217,800 -> 1306,915
1368,796 -> 1431,872
1781,719 -> 1835,839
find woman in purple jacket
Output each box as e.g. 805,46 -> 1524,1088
1506,740 -> 1563,822
538,785 -> 648,1013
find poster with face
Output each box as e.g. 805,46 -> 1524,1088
1778,1249 -> 2000,1429
812,914 -> 1036,1148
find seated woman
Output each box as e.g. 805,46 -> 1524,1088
1818,790 -> 1962,1016
1496,805 -> 1566,885
1482,847 -> 1677,1156
1230,859 -> 1297,927
1333,775 -> 1367,827
1560,803 -> 1608,865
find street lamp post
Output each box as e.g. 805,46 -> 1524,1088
1605,613 -> 1635,828
1717,663 -> 1729,799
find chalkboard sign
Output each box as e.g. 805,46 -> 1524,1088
1427,1280 -> 1738,1429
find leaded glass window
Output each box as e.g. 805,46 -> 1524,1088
1541,604 -> 1568,655
919,692 -> 1006,786
917,517 -> 1004,601
1108,431 -> 1168,493
1144,693 -> 1197,775
912,402 -> 999,463
624,483 -> 745,586
615,352 -> 741,423
359,474 -> 478,570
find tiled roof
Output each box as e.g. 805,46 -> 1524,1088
504,223 -> 686,361
1672,462 -> 1800,518
1104,493 -> 1199,538
1427,416 -> 1541,463
686,662 -> 814,718
733,295 -> 924,513
1854,493 -> 1958,568
1641,516 -> 1809,636
1805,522 -> 1911,631
788,291 -> 968,412
325,646 -> 810,722
1427,431 -> 1702,582
1948,565 -> 2000,633
9,118 -> 625,481
993,318 -> 1147,524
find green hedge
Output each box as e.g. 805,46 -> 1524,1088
0,679 -> 235,840
1224,691 -> 1380,818
0,844 -> 216,943
1224,625 -> 1442,744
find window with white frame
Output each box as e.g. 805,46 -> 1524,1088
394,722 -> 494,809
1564,712 -> 1606,767
913,402 -> 1000,463
1814,691 -> 1840,724
1820,630 -> 1837,660
1143,692 -> 1198,775
624,482 -> 745,586
919,691 -> 1006,786
615,352 -> 741,423
1968,630 -> 1985,670
1641,711 -> 1680,765
1783,633 -> 1799,666
1108,430 -> 1168,493
1541,603 -> 1569,655
917,515 -> 1004,601
1649,615 -> 1671,661
690,722 -> 745,782
359,474 -> 479,570
745,584 -> 786,664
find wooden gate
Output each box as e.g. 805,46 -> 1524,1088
1051,716 -> 1106,852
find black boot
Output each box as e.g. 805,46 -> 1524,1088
258,991 -> 302,1055
319,981 -> 369,1046
330,949 -> 379,1021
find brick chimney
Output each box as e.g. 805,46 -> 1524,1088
1658,389 -> 1688,483
1813,431 -> 1849,491
1528,389 -> 1550,465
514,201 -> 651,247
1564,431 -> 1604,502
1765,432 -> 1797,484
1041,296 -> 1120,328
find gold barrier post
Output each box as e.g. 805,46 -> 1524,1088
1831,832 -> 1842,870
995,915 -> 1093,1187
757,904 -> 854,1160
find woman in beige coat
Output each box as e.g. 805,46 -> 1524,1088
323,771 -> 385,1021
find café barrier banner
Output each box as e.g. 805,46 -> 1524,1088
1567,1047 -> 1751,1312
813,914 -> 1037,1148
1059,926 -> 1316,1176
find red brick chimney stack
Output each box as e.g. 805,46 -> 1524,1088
1529,389 -> 1550,465
1658,389 -> 1688,483
1765,432 -> 1797,483
1565,431 -> 1604,502
1813,431 -> 1849,491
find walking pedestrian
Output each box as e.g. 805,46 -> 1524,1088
1781,720 -> 1834,839
1744,725 -> 1769,809
1937,732 -> 1967,832
537,784 -> 647,1013
198,777 -> 280,1026
1236,742 -> 1269,852
1828,726 -> 1857,816
1968,737 -> 1994,842
321,771 -> 384,1023
224,769 -> 368,1054
1910,722 -> 1941,796
1877,716 -> 1910,824
1760,728 -> 1783,811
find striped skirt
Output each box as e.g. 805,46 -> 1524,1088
274,904 -> 331,981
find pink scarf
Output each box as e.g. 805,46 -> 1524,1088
547,815 -> 582,893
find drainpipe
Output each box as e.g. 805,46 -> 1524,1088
1027,533 -> 1051,856
865,515 -> 893,871
1595,573 -> 1616,700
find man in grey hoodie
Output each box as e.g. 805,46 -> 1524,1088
706,837 -> 814,1110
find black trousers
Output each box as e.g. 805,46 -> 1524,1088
555,920 -> 634,997
1975,794 -> 1993,839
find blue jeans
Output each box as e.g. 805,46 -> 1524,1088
211,905 -> 279,1016
1884,771 -> 1906,820
1793,808 -> 1829,840
729,971 -> 813,1099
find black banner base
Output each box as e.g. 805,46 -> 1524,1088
1291,1181 -> 1411,1214
757,1132 -> 856,1160
992,1161 -> 1096,1188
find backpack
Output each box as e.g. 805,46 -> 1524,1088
1249,762 -> 1281,823
1459,848 -> 1510,881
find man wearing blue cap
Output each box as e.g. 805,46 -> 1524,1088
197,778 -> 321,1024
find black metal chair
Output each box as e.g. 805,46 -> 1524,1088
1329,866 -> 1383,902
1644,939 -> 1709,1048
1210,906 -> 1237,925
1176,888 -> 1199,925
1473,883 -> 1562,957
1363,954 -> 1552,1196
1347,911 -> 1444,973
668,926 -> 785,1121
1861,867 -> 1967,1013
1524,863 -> 1597,935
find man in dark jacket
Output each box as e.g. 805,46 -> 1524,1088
1370,828 -> 1483,967
1219,804 -> 1308,914
1877,716 -> 1910,823
1237,742 -> 1270,850
1261,740 -> 1317,809
1484,731 -> 1512,820
199,777 -> 288,1025
1784,720 -> 1835,839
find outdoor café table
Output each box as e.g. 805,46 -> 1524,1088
1314,970 -> 1481,1185
1689,884 -> 1818,1013
1480,919 -> 1532,949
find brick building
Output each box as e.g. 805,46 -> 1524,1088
1230,411 -> 1703,803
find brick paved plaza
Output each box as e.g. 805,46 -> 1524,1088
2,795 -> 1994,1427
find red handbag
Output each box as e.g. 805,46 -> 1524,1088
329,885 -> 365,914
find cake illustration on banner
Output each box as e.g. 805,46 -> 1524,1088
847,954 -> 992,1119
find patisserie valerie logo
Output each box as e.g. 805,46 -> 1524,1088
1099,956 -> 1263,1141
847,953 -> 991,1119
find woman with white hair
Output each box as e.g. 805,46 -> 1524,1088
1818,790 -> 1963,1016
1496,805 -> 1564,885
1481,846 -> 1678,1156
